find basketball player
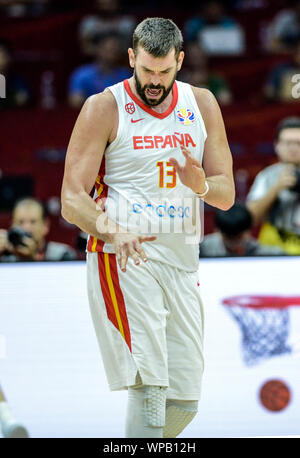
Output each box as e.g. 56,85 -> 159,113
61,18 -> 235,438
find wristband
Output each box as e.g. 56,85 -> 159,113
195,181 -> 209,198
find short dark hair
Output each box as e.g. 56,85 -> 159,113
13,197 -> 48,220
275,116 -> 300,141
215,203 -> 252,237
133,18 -> 183,59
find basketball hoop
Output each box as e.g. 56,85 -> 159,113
222,295 -> 300,366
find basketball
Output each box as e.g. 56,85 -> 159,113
259,379 -> 291,412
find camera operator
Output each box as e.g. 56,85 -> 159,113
247,117 -> 300,255
0,197 -> 77,262
199,203 -> 284,257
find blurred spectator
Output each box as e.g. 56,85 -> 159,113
184,1 -> 237,42
0,39 -> 31,109
0,0 -> 79,17
0,198 -> 77,262
247,117 -> 300,254
199,203 -> 284,257
180,42 -> 232,105
0,0 -> 49,18
264,40 -> 300,101
184,1 -> 244,56
265,0 -> 300,53
235,0 -> 268,9
78,0 -> 136,57
68,32 -> 131,108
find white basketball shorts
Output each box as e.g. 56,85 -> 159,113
86,251 -> 204,400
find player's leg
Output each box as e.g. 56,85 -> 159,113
87,253 -> 170,437
149,262 -> 204,438
163,399 -> 198,438
87,252 -> 170,388
0,385 -> 29,438
125,378 -> 167,438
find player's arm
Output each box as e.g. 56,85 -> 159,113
194,88 -> 235,210
61,91 -> 118,243
169,88 -> 235,210
61,91 -> 156,272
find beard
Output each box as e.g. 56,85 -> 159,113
134,68 -> 177,107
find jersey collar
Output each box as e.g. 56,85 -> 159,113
124,79 -> 178,119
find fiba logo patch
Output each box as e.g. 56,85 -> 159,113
125,102 -> 135,114
177,108 -> 195,125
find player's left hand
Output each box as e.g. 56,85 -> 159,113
169,145 -> 207,194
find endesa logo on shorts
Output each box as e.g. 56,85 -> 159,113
132,202 -> 190,218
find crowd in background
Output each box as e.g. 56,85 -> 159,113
2,0 -> 300,108
1,0 -> 300,260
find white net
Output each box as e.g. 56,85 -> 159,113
225,305 -> 291,366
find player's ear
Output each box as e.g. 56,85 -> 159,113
177,51 -> 184,71
128,48 -> 135,69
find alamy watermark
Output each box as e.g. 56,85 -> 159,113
292,74 -> 300,99
0,74 -> 6,98
95,194 -> 205,245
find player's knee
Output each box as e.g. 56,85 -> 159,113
144,385 -> 167,428
128,384 -> 167,428
163,399 -> 198,438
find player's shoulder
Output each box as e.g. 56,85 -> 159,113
86,89 -> 117,111
81,89 -> 118,123
73,90 -> 118,140
188,85 -> 221,126
190,86 -> 218,109
176,81 -> 216,107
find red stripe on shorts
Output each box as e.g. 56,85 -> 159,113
97,252 -> 119,330
87,236 -> 94,251
108,254 -> 132,352
97,252 -> 132,352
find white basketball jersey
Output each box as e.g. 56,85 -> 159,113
87,79 -> 207,272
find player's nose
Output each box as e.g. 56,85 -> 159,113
150,75 -> 161,86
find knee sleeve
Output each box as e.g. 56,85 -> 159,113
163,399 -> 198,438
125,384 -> 167,438
144,385 -> 167,428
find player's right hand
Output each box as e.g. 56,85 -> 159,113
276,165 -> 297,192
111,232 -> 157,272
